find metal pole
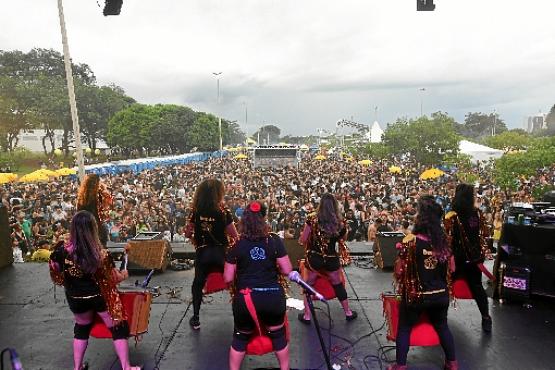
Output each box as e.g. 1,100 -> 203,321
492,109 -> 497,136
57,0 -> 85,181
419,88 -> 426,117
243,101 -> 248,146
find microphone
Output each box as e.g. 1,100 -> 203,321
9,348 -> 24,370
288,271 -> 326,302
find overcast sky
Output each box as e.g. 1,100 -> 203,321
2,0 -> 555,136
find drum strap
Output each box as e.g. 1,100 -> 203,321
478,263 -> 495,281
240,288 -> 263,336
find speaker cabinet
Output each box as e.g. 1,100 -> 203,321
374,232 -> 404,269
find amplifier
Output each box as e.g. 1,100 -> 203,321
499,262 -> 531,302
132,232 -> 163,241
374,232 -> 404,270
0,205 -> 13,268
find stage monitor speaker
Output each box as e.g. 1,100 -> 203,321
0,205 -> 14,268
374,232 -> 404,270
284,238 -> 304,270
499,262 -> 531,302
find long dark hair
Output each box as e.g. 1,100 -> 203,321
77,174 -> 100,221
452,183 -> 475,219
413,195 -> 450,262
240,201 -> 269,241
192,179 -> 224,215
70,210 -> 102,274
317,193 -> 342,235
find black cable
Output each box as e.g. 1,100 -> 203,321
153,300 -> 192,370
1,348 -> 9,370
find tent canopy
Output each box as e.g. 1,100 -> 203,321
459,140 -> 503,162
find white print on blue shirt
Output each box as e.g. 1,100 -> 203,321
250,246 -> 267,261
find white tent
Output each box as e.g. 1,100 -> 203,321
364,121 -> 384,143
459,140 -> 503,162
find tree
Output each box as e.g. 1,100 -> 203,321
221,119 -> 245,146
494,136 -> 555,191
382,112 -> 460,165
107,104 -> 159,155
462,112 -> 508,139
185,112 -> 220,151
483,130 -> 533,151
252,125 -> 281,145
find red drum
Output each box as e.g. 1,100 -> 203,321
246,316 -> 290,356
382,293 -> 440,347
299,259 -> 346,301
203,271 -> 228,294
453,278 -> 473,299
90,288 -> 152,339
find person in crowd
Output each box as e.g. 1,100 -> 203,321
77,174 -> 113,247
185,178 -> 239,330
49,211 -> 140,370
445,183 -> 492,333
389,195 -> 457,370
298,193 -> 357,323
223,201 -> 292,370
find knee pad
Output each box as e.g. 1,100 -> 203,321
74,323 -> 93,340
110,321 -> 130,340
332,283 -> 348,302
267,326 -> 287,351
231,329 -> 251,352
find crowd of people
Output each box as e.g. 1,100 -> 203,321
2,155 -> 554,262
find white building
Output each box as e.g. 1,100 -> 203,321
364,121 -> 384,143
16,129 -> 109,153
527,113 -> 547,133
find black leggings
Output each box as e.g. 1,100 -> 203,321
457,263 -> 489,317
396,297 -> 456,365
192,246 -> 225,316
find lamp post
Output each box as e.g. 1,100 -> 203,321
243,101 -> 248,146
57,0 -> 85,181
492,109 -> 497,136
213,72 -> 223,153
419,88 -> 426,117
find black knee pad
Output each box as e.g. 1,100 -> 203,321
231,329 -> 251,352
111,321 -> 130,340
74,323 -> 93,340
267,326 -> 287,351
332,283 -> 348,302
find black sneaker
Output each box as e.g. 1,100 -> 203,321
346,311 -> 358,321
482,316 -> 492,333
298,313 -> 311,325
189,315 -> 200,330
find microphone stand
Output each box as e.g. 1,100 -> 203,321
304,291 -> 332,370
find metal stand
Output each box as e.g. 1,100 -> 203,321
305,291 -> 333,370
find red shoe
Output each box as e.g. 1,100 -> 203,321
444,360 -> 459,370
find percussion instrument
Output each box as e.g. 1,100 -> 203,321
382,293 -> 440,346
203,271 -> 228,294
91,287 -> 152,339
453,278 -> 473,299
299,259 -> 346,301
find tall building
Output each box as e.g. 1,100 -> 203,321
527,113 -> 546,133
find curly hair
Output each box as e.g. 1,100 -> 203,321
240,201 -> 269,241
413,195 -> 450,262
317,193 -> 342,236
77,174 -> 100,220
192,179 -> 225,216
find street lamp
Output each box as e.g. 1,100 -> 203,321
492,109 -> 497,136
57,0 -> 85,181
212,72 -> 223,153
419,88 -> 426,117
242,101 -> 248,146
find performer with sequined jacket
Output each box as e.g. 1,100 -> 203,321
297,193 -> 357,323
49,211 -> 140,370
445,183 -> 492,333
185,178 -> 239,330
389,195 -> 457,370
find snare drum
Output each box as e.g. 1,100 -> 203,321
90,287 -> 152,339
299,259 -> 346,300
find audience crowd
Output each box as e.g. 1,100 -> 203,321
2,155 -> 554,262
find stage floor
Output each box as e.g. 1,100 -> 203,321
0,258 -> 554,370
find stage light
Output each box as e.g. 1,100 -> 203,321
417,0 -> 435,11
103,0 -> 123,16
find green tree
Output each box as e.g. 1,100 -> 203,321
483,130 -> 533,151
382,112 -> 460,165
253,125 -> 281,145
107,104 -> 158,155
463,112 -> 508,139
186,112 -> 220,151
